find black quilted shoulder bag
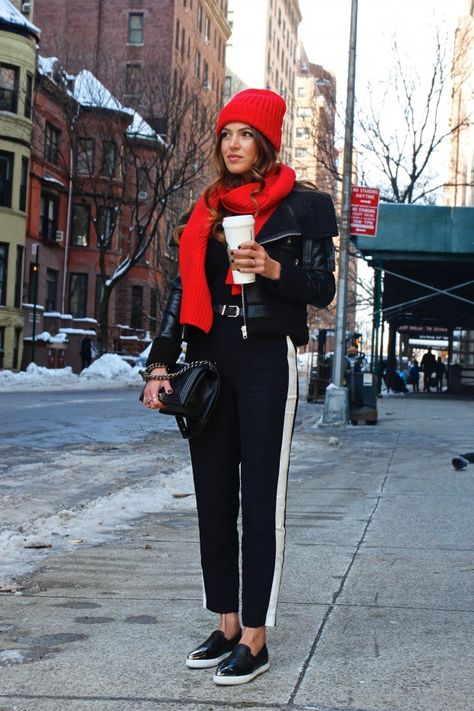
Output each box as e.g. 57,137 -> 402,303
139,361 -> 220,440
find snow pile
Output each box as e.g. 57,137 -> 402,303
0,463 -> 194,584
0,355 -> 142,392
80,353 -> 137,381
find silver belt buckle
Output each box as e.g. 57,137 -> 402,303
224,305 -> 240,317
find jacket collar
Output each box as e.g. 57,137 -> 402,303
256,194 -> 302,244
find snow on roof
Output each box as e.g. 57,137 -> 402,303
71,70 -> 159,140
37,55 -> 58,76
0,0 -> 40,35
37,56 -> 164,145
72,69 -> 125,112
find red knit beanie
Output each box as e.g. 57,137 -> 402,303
216,89 -> 287,151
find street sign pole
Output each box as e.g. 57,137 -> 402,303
321,0 -> 358,425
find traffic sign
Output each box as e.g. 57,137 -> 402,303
350,186 -> 380,237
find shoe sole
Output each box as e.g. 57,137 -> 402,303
186,652 -> 232,669
213,661 -> 270,685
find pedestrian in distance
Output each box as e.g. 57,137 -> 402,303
408,358 -> 420,392
421,347 -> 436,392
141,89 -> 337,685
435,356 -> 447,392
79,335 -> 93,370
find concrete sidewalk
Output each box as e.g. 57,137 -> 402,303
1,393 -> 474,711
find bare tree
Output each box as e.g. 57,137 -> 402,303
61,65 -> 217,349
356,30 -> 472,204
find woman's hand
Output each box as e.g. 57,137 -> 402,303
229,240 -> 281,280
141,367 -> 172,410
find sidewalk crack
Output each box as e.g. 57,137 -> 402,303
288,433 -> 399,705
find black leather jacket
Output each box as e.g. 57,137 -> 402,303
147,187 -> 337,365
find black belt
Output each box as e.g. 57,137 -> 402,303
213,304 -> 241,318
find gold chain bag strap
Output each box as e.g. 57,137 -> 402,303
139,361 -> 220,439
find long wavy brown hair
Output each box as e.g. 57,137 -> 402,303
174,127 -> 278,243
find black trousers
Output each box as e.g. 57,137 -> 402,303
186,316 -> 298,628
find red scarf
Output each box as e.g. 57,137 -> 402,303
179,164 -> 296,332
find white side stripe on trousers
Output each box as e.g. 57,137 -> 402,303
265,336 -> 298,626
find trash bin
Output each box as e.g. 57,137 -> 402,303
345,351 -> 378,425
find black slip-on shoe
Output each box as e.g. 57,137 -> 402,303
213,643 -> 269,685
186,629 -> 242,669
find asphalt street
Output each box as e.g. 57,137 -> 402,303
0,387 -> 178,448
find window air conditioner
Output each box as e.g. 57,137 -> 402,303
55,230 -> 64,243
138,191 -> 148,200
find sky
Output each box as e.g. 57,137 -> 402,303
298,0 -> 466,95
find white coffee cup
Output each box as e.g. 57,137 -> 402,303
222,214 -> 256,284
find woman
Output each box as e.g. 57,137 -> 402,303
141,89 -> 337,685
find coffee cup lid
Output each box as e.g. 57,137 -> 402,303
222,214 -> 255,227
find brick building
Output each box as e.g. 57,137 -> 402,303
22,55 -> 200,369
30,0 -> 230,131
10,0 -> 231,368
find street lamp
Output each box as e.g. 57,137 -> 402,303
321,0 -> 358,425
31,243 -> 39,365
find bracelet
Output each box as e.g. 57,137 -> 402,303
145,362 -> 169,372
139,362 -> 169,382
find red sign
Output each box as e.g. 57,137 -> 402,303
350,186 -> 380,237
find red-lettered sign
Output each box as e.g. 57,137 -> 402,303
350,186 -> 380,237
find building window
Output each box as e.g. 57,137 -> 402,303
175,19 -> 180,50
39,193 -> 59,240
197,2 -> 203,32
137,167 -> 148,195
24,72 -> 33,118
203,61 -> 209,88
97,207 -> 115,249
71,204 -> 90,247
128,13 -> 144,45
296,126 -> 310,139
0,151 -> 13,208
19,156 -> 28,212
45,268 -> 58,312
14,245 -> 23,308
150,288 -> 158,332
76,138 -> 95,175
69,273 -> 88,317
101,141 -> 117,177
297,86 -> 306,98
12,327 -> 21,369
0,64 -> 19,113
181,27 -> 185,59
297,106 -> 312,117
204,15 -> 211,43
192,96 -> 199,124
194,50 -> 201,79
295,147 -> 309,157
94,275 -> 105,321
130,285 -> 143,329
45,122 -> 61,164
125,63 -> 142,97
0,242 -> 8,306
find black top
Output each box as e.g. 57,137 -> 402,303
205,237 -> 242,306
